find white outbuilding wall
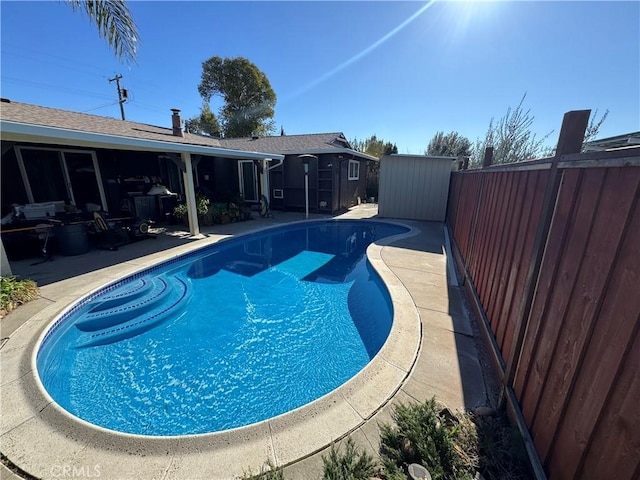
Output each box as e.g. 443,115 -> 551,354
377,154 -> 454,221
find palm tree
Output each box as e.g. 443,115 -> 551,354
66,0 -> 139,65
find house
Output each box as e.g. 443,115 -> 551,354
0,100 -> 375,238
218,133 -> 376,214
583,131 -> 640,151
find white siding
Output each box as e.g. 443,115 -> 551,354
378,154 -> 453,221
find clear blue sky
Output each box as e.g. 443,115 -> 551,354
1,1 -> 638,154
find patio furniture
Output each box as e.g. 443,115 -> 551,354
92,211 -> 155,251
53,221 -> 89,256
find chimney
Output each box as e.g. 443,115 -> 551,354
171,108 -> 184,137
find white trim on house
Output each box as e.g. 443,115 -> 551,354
348,159 -> 360,180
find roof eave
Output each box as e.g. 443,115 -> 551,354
275,147 -> 379,161
0,121 -> 284,160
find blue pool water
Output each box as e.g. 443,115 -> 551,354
37,220 -> 408,436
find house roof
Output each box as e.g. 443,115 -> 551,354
219,132 -> 350,152
219,133 -> 379,161
0,99 -> 375,161
0,99 -> 282,160
0,99 -> 222,147
583,131 -> 640,151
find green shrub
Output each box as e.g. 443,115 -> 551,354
240,459 -> 284,480
0,276 -> 38,316
322,437 -> 376,480
379,398 -> 476,480
196,193 -> 210,216
379,397 -> 531,480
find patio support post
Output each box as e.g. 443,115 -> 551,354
181,151 -> 200,236
260,158 -> 270,204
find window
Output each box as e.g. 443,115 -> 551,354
348,160 -> 360,180
15,146 -> 107,210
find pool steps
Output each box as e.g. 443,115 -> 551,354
72,251 -> 331,349
85,278 -> 153,313
269,250 -> 335,280
74,274 -> 191,348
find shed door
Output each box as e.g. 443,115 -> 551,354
238,160 -> 258,202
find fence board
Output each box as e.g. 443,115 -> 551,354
475,173 -> 501,311
514,169 -> 586,406
467,175 -> 489,285
578,327 -> 640,478
546,177 -> 640,478
483,173 -> 509,329
500,170 -> 548,360
483,174 -> 506,310
450,174 -> 471,257
487,172 -> 516,328
490,171 -> 525,346
462,174 -> 484,265
530,168 -> 638,463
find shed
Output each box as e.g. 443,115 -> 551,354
377,154 -> 454,221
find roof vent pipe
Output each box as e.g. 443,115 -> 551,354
171,108 -> 184,137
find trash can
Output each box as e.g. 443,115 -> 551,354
54,222 -> 89,256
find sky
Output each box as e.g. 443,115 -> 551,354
1,1 -> 639,154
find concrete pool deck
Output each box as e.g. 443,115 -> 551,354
1,205 -> 500,479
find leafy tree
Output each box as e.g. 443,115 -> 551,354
426,131 -> 471,157
65,0 -> 139,65
197,56 -> 276,138
471,93 -> 552,166
185,103 -> 221,137
351,135 -> 397,158
582,108 -> 609,149
351,135 -> 397,199
384,142 -> 399,155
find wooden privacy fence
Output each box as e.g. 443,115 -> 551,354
446,112 -> 640,480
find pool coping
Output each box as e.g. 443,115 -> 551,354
0,218 -> 422,479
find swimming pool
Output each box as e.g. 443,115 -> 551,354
36,220 -> 409,436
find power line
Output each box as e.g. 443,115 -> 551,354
1,43 -> 112,78
1,75 -> 113,101
82,101 -> 120,113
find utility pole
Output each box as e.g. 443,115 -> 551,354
108,74 -> 127,120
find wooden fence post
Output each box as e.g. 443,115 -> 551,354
482,147 -> 494,168
502,110 -> 591,394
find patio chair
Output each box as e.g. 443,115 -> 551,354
93,211 -> 123,251
93,211 -> 155,251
